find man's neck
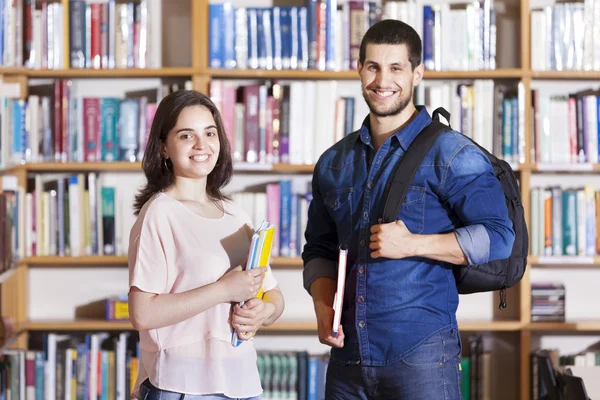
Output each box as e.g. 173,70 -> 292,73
370,104 -> 419,151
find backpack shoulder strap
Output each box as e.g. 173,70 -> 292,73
381,109 -> 451,223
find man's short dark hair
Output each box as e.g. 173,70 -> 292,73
358,19 -> 422,70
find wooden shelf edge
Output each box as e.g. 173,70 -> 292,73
529,70 -> 600,80
458,321 -> 523,331
206,68 -> 525,80
529,256 -> 600,266
1,162 -> 314,174
527,322 -> 600,332
17,256 -> 302,268
17,320 -> 527,333
17,320 -> 318,332
18,256 -> 129,266
26,67 -> 197,78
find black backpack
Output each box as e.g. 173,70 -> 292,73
382,107 -> 528,310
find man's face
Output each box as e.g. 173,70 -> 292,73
358,43 -> 423,117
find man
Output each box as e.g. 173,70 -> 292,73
301,19 -> 515,399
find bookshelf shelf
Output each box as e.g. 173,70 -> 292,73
459,321 -> 523,331
207,68 -> 525,80
17,320 -> 318,332
0,67 -> 27,75
527,322 -> 600,332
16,320 -> 525,333
1,162 -> 315,175
530,70 -> 600,80
18,256 -> 129,266
529,256 -> 600,266
24,67 -> 196,78
17,256 -> 303,269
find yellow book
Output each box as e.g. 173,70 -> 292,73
231,221 -> 276,346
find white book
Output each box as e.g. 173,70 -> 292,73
68,175 -> 82,256
89,333 -> 110,400
332,247 -> 348,338
116,332 -> 129,400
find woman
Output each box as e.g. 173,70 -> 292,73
128,90 -> 284,400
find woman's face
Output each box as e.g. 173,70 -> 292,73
161,105 -> 221,180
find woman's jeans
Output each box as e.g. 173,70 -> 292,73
138,379 -> 261,400
325,328 -> 463,400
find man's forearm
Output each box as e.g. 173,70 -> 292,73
309,277 -> 337,307
412,232 -> 468,265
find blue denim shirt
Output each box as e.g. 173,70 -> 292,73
302,106 -> 515,366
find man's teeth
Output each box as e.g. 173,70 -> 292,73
190,155 -> 209,161
375,91 -> 394,97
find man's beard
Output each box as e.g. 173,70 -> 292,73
362,85 -> 413,117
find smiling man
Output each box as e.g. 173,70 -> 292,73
301,20 -> 515,399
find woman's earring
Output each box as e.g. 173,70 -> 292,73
163,158 -> 169,170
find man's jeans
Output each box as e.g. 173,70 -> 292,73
138,379 -> 261,400
325,329 -> 463,400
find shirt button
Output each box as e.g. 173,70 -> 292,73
368,182 -> 373,189
358,266 -> 365,274
358,296 -> 364,303
362,211 -> 368,220
360,239 -> 366,246
359,321 -> 366,328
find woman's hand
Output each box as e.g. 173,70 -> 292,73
230,298 -> 274,340
217,266 -> 266,303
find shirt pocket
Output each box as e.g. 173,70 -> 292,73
324,188 -> 354,236
398,186 -> 426,234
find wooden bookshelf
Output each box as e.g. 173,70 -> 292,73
17,255 -> 303,269
25,67 -> 196,78
0,0 -> 598,398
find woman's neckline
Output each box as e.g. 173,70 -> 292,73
158,192 -> 226,221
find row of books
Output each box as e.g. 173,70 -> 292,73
531,348 -> 600,400
418,80 -> 525,164
384,0 -> 497,71
530,186 -> 599,257
0,177 -> 18,274
232,180 -> 311,258
0,78 -> 192,168
68,0 -> 151,70
209,79 -> 525,167
0,0 -> 161,69
208,0 -> 497,72
2,172 -> 117,261
0,332 -> 138,400
532,89 -> 600,165
531,1 -> 600,72
210,80 -> 353,165
461,335 -> 492,400
257,351 -> 328,400
531,283 -> 565,322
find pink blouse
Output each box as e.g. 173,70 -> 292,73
128,192 -> 278,398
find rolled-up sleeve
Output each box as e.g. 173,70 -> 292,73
440,143 -> 515,265
302,164 -> 339,293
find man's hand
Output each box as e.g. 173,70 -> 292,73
369,220 -> 415,259
230,297 -> 273,340
314,303 -> 344,348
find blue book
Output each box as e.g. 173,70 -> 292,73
279,180 -> 292,256
209,4 -> 223,68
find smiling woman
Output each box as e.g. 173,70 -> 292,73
133,90 -> 233,216
126,90 -> 285,400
